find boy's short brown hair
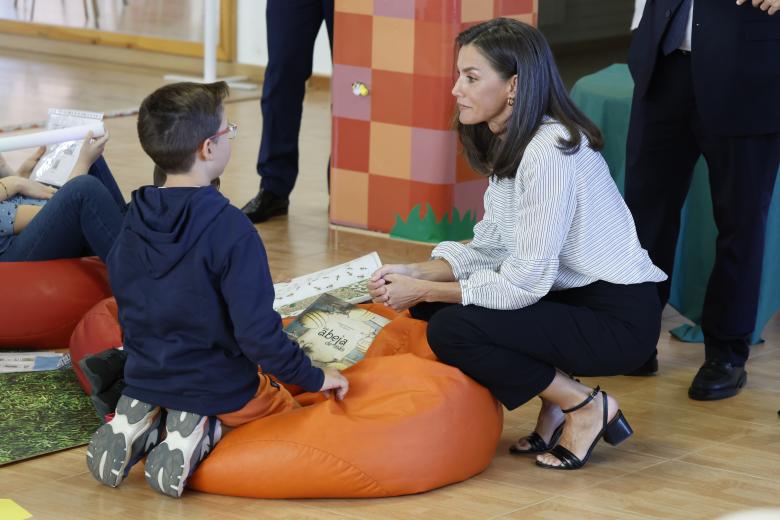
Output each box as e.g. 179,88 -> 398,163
137,81 -> 229,174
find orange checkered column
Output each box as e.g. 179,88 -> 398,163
331,0 -> 537,242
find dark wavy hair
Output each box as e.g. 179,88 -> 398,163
455,18 -> 603,179
137,81 -> 229,174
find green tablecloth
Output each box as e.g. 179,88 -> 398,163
570,64 -> 780,344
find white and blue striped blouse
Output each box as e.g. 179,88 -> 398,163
432,119 -> 667,310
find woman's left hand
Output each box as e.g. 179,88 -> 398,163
373,274 -> 429,313
0,153 -> 14,178
16,147 -> 46,178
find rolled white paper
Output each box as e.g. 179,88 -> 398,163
0,122 -> 105,152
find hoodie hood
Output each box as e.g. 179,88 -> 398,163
122,186 -> 229,278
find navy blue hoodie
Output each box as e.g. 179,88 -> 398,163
107,186 -> 324,416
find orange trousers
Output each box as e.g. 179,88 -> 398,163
217,373 -> 298,428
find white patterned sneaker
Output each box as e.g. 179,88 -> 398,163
86,394 -> 163,487
144,410 -> 222,498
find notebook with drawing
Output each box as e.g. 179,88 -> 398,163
29,108 -> 104,187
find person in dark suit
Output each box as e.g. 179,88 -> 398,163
624,0 -> 780,400
241,0 -> 334,223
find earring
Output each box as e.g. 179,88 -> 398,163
507,97 -> 515,107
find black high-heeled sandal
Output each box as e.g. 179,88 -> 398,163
535,386 -> 633,470
509,422 -> 564,455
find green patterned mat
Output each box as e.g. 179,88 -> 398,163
0,370 -> 101,466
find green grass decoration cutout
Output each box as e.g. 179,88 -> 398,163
390,203 -> 477,243
0,370 -> 101,466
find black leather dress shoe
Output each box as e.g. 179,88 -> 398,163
688,360 -> 747,401
625,351 -> 659,376
241,189 -> 289,223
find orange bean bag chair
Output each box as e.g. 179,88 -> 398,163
0,257 -> 111,349
190,305 -> 504,498
69,301 -> 505,498
190,353 -> 503,498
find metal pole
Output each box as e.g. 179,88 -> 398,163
163,0 -> 256,89
203,0 -> 218,83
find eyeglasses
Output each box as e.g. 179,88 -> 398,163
209,122 -> 238,141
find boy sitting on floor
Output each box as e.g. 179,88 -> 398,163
85,81 -> 348,498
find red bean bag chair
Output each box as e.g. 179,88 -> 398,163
69,296 -> 122,393
69,301 -> 504,498
0,257 -> 111,349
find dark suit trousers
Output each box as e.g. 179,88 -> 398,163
411,281 -> 661,410
256,0 -> 334,198
625,51 -> 780,366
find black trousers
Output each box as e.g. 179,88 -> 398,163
257,0 -> 334,198
625,51 -> 780,366
411,281 -> 661,410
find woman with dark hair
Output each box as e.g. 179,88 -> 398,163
368,18 -> 666,470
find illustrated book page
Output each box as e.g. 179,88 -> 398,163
273,252 -> 382,318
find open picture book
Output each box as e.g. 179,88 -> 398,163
273,252 -> 382,318
284,293 -> 390,370
29,108 -> 104,187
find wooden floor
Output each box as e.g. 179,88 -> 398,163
1,0 -> 205,41
1,48 -> 779,520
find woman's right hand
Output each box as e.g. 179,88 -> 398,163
71,131 -> 110,178
320,367 -> 349,400
371,263 -> 418,280
1,176 -> 57,200
368,264 -> 417,294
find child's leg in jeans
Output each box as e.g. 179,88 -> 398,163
0,175 -> 123,261
87,156 -> 127,213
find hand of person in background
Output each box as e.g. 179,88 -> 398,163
0,154 -> 11,178
70,131 -> 110,179
320,367 -> 349,400
3,147 -> 46,179
16,147 -> 46,178
737,0 -> 779,15
0,176 -> 57,200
